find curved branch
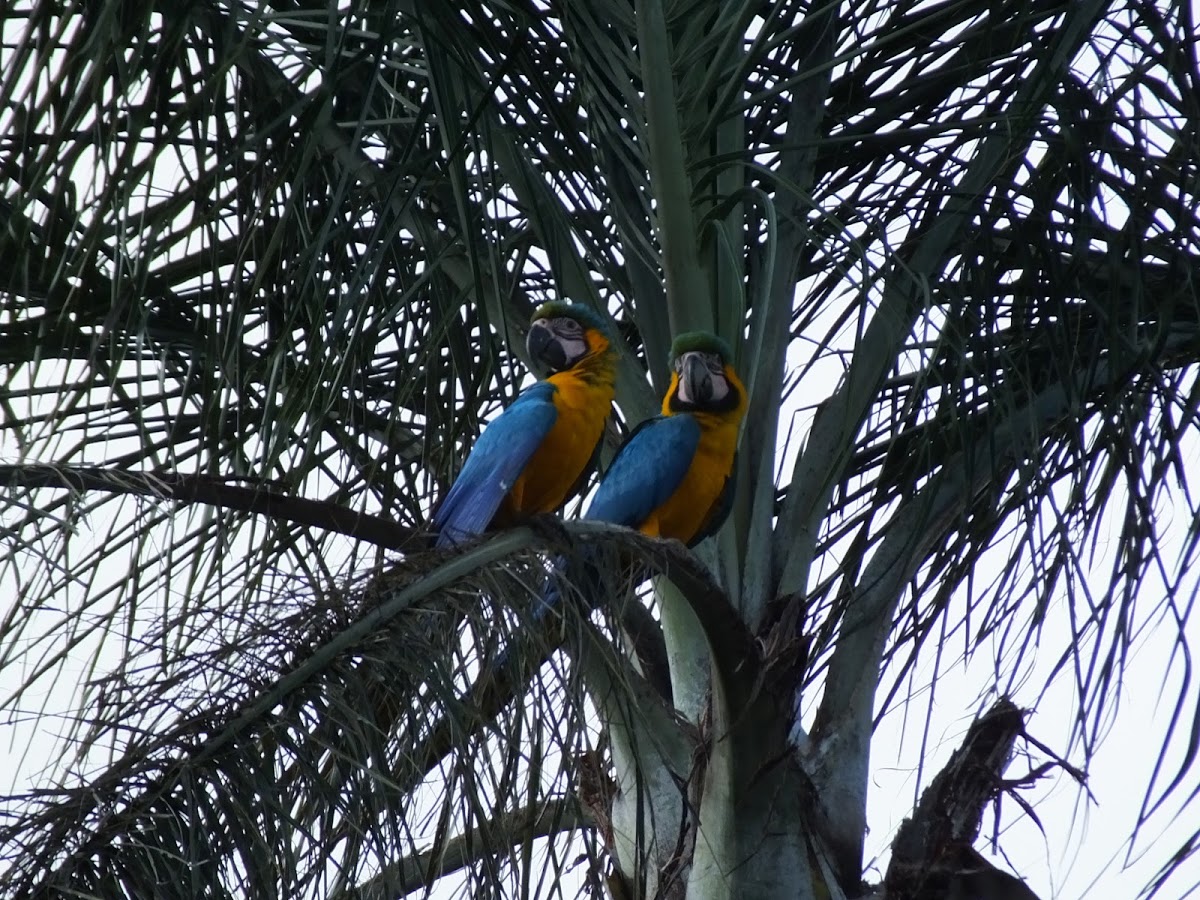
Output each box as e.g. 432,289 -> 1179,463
566,521 -> 760,702
0,465 -> 422,552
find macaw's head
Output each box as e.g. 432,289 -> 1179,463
667,331 -> 744,415
526,301 -> 613,375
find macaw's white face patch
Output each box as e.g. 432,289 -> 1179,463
528,316 -> 590,372
675,350 -> 729,406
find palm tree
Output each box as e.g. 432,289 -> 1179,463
1,0 -> 1197,897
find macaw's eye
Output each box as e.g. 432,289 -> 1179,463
557,317 -> 583,335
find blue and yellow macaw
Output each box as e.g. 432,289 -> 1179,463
432,301 -> 617,547
533,330 -> 746,618
584,330 -> 746,545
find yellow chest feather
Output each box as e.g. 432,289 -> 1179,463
502,369 -> 615,519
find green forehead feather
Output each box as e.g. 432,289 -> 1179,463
530,301 -> 611,336
669,331 -> 734,363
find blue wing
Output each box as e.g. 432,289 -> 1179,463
433,382 -> 558,546
585,414 -> 700,527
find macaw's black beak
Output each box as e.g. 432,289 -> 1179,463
679,353 -> 713,405
527,320 -> 567,373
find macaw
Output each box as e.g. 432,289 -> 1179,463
585,330 -> 746,545
432,301 -> 617,547
536,330 -> 747,614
